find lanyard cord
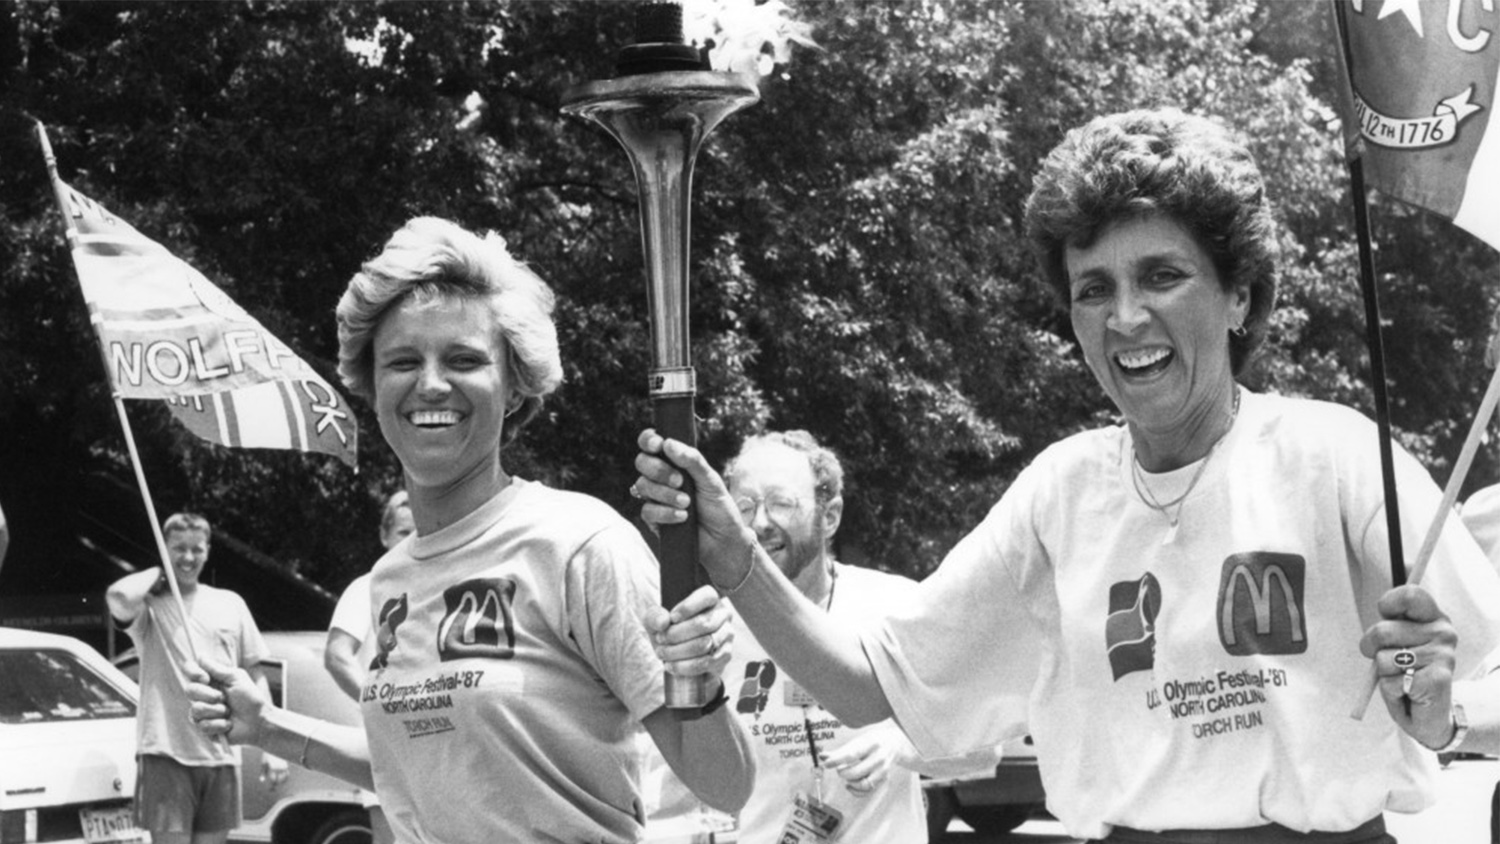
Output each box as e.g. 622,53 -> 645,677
803,704 -> 824,802
803,562 -> 838,775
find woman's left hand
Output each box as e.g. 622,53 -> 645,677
646,584 -> 735,682
1359,584 -> 1458,749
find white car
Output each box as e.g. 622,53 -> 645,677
113,631 -> 373,844
0,627 -> 145,844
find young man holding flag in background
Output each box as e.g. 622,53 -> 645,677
107,512 -> 276,844
35,120 -> 358,844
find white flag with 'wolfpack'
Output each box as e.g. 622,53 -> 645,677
55,179 -> 357,467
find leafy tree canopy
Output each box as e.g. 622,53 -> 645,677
1,0 -> 1494,603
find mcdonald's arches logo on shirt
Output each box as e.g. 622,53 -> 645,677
1216,553 -> 1308,656
438,578 -> 517,662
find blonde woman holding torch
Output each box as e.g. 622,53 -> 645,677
190,216 -> 753,844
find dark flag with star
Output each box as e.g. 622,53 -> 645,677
1332,0 -> 1500,251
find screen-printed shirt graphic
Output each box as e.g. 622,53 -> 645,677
359,480 -> 665,844
1105,572 -> 1161,680
863,391 -> 1500,838
725,565 -> 927,844
1216,552 -> 1307,656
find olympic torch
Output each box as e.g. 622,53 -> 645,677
561,2 -> 759,710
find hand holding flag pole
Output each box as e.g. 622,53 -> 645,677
34,120 -> 358,672
34,121 -> 205,665
1331,0 -> 1500,718
1347,331 -> 1500,718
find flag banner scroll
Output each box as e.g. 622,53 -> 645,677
1332,0 -> 1500,251
55,180 -> 358,467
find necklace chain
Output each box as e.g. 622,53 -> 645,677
1131,388 -> 1240,528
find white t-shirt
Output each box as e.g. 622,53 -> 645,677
327,571 -> 381,809
1461,483 -> 1500,565
359,479 -> 666,844
644,564 -> 930,844
329,572 -> 375,674
128,584 -> 268,765
863,390 -> 1500,839
730,563 -> 927,844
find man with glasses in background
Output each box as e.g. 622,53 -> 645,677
648,430 -> 998,843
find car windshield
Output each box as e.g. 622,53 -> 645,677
0,648 -> 136,724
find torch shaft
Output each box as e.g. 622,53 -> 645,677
654,393 -> 701,607
655,392 -> 709,709
561,71 -> 758,711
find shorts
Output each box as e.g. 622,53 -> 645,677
134,754 -> 242,834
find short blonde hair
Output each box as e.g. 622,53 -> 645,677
336,217 -> 563,446
162,512 -> 211,541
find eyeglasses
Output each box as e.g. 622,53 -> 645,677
734,492 -> 804,524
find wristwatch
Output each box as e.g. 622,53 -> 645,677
1431,702 -> 1469,753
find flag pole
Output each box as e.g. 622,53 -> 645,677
1346,155 -> 1408,592
1408,359 -> 1500,585
1333,0 -> 1414,718
34,121 -> 203,666
1333,0 -> 1407,592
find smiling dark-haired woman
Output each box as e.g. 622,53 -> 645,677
632,108 -> 1500,843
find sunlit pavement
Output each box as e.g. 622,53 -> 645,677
1385,755 -> 1497,844
939,815 -> 1083,843
939,756 -> 1500,844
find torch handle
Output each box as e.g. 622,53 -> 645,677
654,392 -> 710,710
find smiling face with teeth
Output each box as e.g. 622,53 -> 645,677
164,526 -> 210,592
372,294 -> 520,502
726,442 -> 842,596
1066,214 -> 1249,467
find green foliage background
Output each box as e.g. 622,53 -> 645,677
1,0 -> 1496,597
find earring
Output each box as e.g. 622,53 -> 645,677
1230,324 -> 1248,339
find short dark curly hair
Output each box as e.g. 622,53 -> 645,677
1022,108 -> 1281,375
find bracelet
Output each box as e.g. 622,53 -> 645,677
713,537 -> 758,596
675,679 -> 730,722
298,728 -> 315,769
700,679 -> 730,716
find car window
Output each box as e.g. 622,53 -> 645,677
261,658 -> 286,709
0,648 -> 136,723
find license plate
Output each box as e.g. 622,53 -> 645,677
79,804 -> 144,843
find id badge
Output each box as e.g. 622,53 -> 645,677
784,677 -> 819,708
776,790 -> 845,844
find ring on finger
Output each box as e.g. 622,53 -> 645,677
1394,648 -> 1418,696
629,483 -> 643,500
